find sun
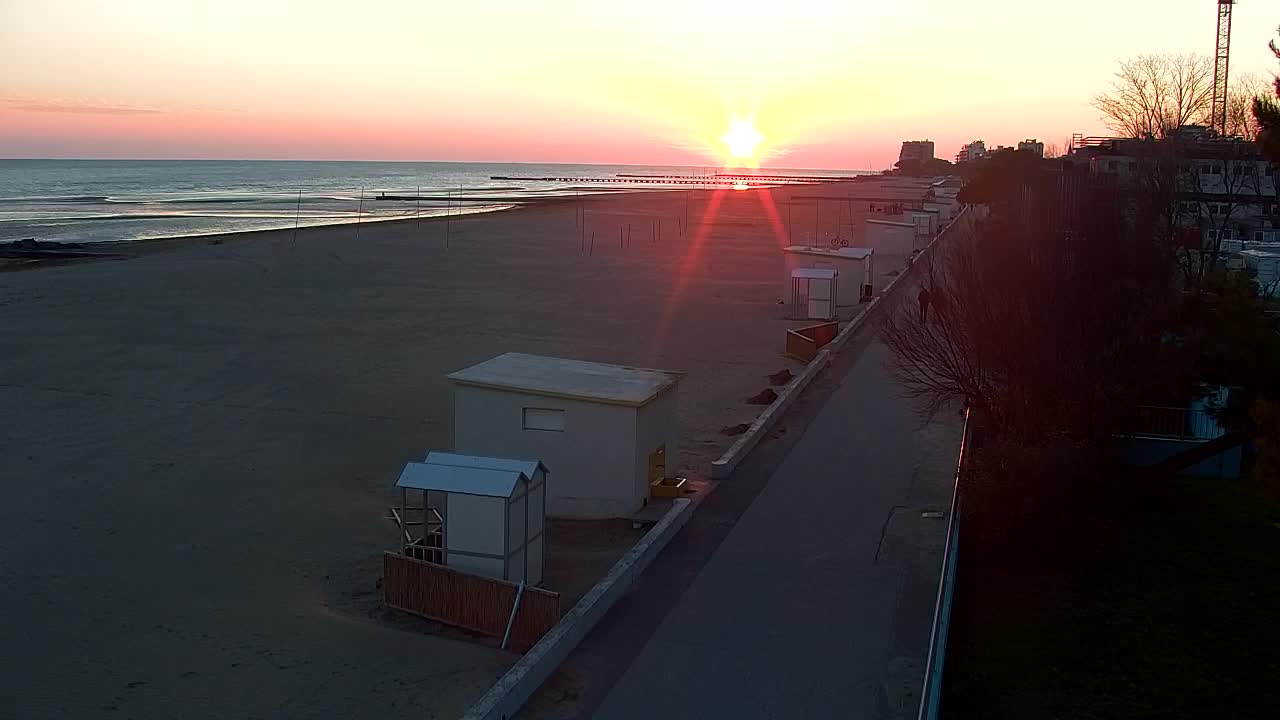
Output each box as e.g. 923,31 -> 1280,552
720,118 -> 763,166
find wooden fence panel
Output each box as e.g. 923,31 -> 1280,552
383,552 -> 560,652
785,321 -> 839,362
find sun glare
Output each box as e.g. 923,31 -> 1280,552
720,118 -> 763,166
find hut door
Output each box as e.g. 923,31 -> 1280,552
648,445 -> 666,484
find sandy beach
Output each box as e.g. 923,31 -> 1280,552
0,178 -> 935,718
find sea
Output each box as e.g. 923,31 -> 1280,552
0,160 -> 867,245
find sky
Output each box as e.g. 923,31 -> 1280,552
1,0 -> 1277,168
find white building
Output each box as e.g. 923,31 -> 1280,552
924,199 -> 957,223
954,140 -> 987,164
449,353 -> 681,519
1018,138 -> 1045,157
782,245 -> 874,306
865,219 -> 918,254
906,208 -> 939,238
1073,135 -> 1279,293
395,452 -> 547,584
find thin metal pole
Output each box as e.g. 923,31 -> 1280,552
355,186 -> 364,241
589,230 -> 595,256
292,190 -> 301,249
501,582 -> 526,650
813,197 -> 819,247
778,196 -> 788,243
416,184 -> 421,233
445,189 -> 451,249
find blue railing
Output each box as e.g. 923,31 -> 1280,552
1131,405 -> 1226,440
917,405 -> 970,720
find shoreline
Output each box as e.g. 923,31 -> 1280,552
3,181 -> 861,269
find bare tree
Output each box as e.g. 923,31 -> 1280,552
1227,73 -> 1270,141
882,187 -> 1174,444
1043,142 -> 1063,159
1093,54 -> 1214,139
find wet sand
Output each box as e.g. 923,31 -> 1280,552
0,178 -> 936,718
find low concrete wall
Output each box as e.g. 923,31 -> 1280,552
462,496 -> 698,720
710,206 -> 975,480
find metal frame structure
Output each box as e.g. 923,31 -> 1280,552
1210,0 -> 1235,136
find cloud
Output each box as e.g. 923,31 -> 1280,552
2,98 -> 165,115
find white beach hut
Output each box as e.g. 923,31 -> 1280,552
924,200 -> 955,223
395,453 -> 546,584
788,267 -> 838,320
907,208 -> 940,239
865,219 -> 917,255
782,245 -> 874,306
449,353 -> 682,519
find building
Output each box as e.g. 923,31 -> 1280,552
1072,135 -> 1279,245
448,353 -> 681,519
1018,138 -> 1045,157
864,219 -> 917,254
782,245 -> 874,307
898,140 -> 935,165
953,140 -> 987,164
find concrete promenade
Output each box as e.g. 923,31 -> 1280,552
538,282 -> 963,719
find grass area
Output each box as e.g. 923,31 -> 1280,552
942,475 -> 1280,719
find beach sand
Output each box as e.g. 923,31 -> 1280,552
0,178 -> 935,718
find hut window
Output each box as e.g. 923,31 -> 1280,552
522,408 -> 565,432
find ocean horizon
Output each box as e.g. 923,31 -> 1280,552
0,159 -> 872,245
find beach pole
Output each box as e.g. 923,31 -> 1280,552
627,222 -> 631,249
813,198 -> 819,248
292,190 -> 302,250
416,185 -> 421,234
619,224 -> 623,249
589,230 -> 595,256
787,198 -> 793,245
355,186 -> 364,241
445,189 -> 451,250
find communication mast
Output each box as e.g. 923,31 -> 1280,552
1210,0 -> 1236,135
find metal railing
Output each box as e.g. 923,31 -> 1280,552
1131,405 -> 1226,440
917,405 -> 970,720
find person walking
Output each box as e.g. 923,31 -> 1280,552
917,286 -> 931,323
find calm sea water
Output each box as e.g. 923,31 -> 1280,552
0,160 -> 865,244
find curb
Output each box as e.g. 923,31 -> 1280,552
462,494 -> 702,720
709,205 -> 972,480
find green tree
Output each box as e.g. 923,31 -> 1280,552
1254,27 -> 1280,162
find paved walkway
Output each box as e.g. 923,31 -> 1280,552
591,322 -> 963,718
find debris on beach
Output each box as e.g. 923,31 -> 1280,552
721,423 -> 752,436
746,388 -> 779,405
767,369 -> 793,386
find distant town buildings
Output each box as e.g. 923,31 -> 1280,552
898,140 -> 935,165
1018,138 -> 1045,157
953,140 -> 986,163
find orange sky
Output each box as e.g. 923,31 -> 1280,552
1,1 -> 1277,168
